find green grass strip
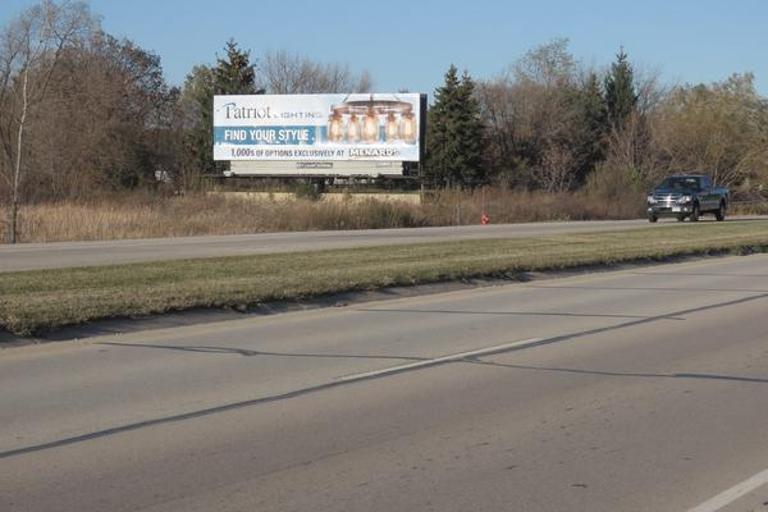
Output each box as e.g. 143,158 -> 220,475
2,221 -> 768,336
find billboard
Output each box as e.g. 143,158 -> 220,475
213,93 -> 424,162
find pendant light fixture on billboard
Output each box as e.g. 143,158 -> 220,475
363,108 -> 379,143
385,112 -> 398,142
399,112 -> 417,144
347,113 -> 361,143
328,112 -> 345,142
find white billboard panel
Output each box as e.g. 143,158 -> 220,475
213,94 -> 422,162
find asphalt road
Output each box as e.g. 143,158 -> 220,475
0,219 -> 674,272
2,254 -> 768,511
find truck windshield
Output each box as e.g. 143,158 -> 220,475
659,177 -> 701,190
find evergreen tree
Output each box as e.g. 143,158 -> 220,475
456,71 -> 486,186
426,65 -> 486,188
180,40 -> 262,176
604,48 -> 638,130
425,65 -> 460,187
572,72 -> 608,183
213,39 -> 261,95
180,65 -> 216,175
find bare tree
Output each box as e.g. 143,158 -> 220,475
260,50 -> 372,94
650,73 -> 768,187
604,110 -> 657,185
0,0 -> 95,242
477,40 -> 602,189
538,142 -> 577,192
476,77 -> 519,183
633,66 -> 665,115
513,37 -> 576,89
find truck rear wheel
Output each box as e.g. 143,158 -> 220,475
715,202 -> 726,221
648,215 -> 658,223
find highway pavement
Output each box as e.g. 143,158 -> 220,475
2,254 -> 768,510
0,219 -> 672,272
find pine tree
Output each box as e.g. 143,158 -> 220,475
426,65 -> 485,188
604,48 -> 638,130
456,71 -> 486,186
180,65 -> 216,175
180,40 -> 262,177
213,39 -> 260,95
573,72 -> 608,183
425,65 -> 460,187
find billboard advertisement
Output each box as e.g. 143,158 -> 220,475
213,93 -> 423,162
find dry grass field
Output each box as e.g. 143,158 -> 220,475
2,188 -> 649,243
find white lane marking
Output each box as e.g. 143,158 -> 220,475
336,338 -> 543,383
688,468 -> 768,512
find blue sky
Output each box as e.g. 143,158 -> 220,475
2,0 -> 767,96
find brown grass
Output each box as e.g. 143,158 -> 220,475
6,193 -> 427,242
423,188 -> 645,225
3,187 -> 646,243
731,201 -> 768,216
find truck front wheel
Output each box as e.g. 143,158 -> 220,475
690,203 -> 700,222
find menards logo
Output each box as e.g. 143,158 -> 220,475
349,148 -> 400,157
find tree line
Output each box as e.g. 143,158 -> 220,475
428,38 -> 768,195
1,2 -> 767,243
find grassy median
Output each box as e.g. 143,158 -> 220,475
2,220 -> 768,336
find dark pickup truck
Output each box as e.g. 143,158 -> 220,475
647,175 -> 729,222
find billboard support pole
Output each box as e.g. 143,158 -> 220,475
419,93 -> 428,204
